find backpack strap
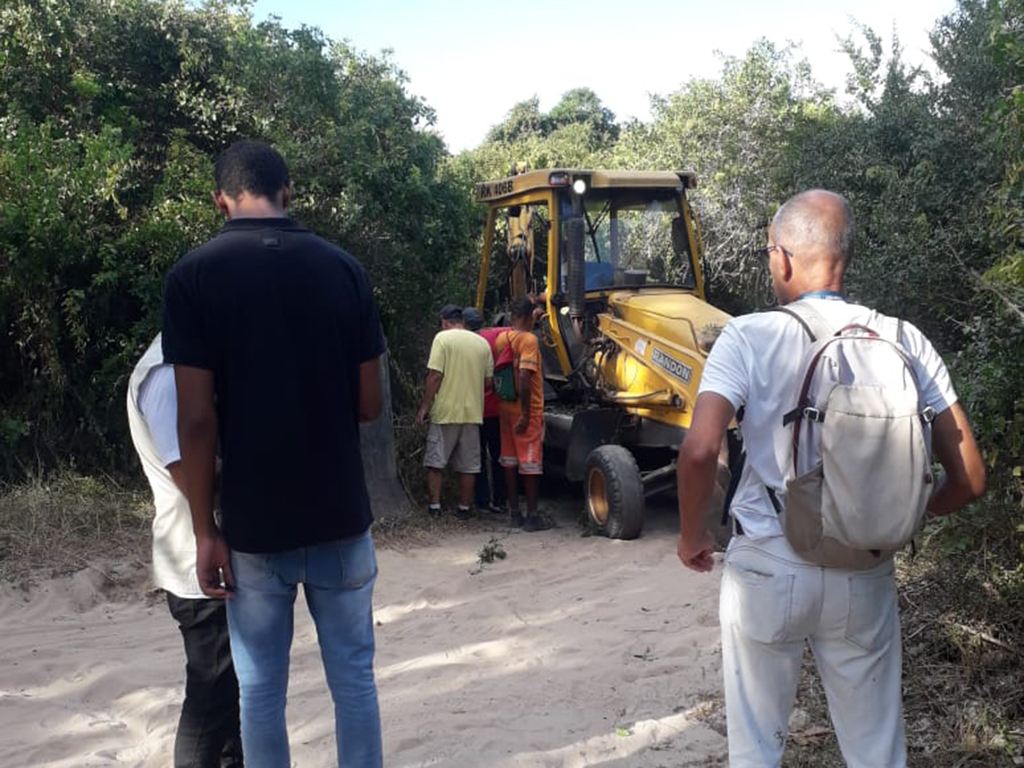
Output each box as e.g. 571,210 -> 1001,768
771,301 -> 835,342
861,311 -> 904,347
721,427 -> 745,530
773,302 -> 835,428
881,316 -> 935,425
786,338 -> 840,472
769,307 -> 816,341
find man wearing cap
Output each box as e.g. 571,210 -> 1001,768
416,305 -> 494,519
463,306 -> 509,515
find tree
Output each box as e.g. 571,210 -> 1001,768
485,97 -> 547,143
548,87 -> 619,144
0,0 -> 477,476
619,40 -> 835,310
476,88 -> 620,175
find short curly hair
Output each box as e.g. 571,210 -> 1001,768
214,140 -> 290,200
510,297 -> 534,320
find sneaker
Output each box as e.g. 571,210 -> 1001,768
454,506 -> 473,521
486,503 -> 506,515
523,513 -> 553,532
510,510 -> 525,528
427,504 -> 442,518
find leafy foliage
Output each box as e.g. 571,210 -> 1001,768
0,0 -> 477,476
462,1 -> 1023,482
1,0 -> 1021,496
485,87 -> 618,146
467,88 -> 620,178
625,40 -> 834,311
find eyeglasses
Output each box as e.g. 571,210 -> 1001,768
754,244 -> 794,262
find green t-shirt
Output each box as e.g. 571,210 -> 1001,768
427,329 -> 494,424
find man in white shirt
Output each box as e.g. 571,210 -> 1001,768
127,334 -> 243,768
676,190 -> 986,767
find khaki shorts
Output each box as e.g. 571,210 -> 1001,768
424,423 -> 481,473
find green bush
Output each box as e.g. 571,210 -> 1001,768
0,0 -> 478,477
1,0 -> 1020,498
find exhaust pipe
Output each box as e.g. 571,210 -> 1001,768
566,214 -> 586,323
567,179 -> 587,326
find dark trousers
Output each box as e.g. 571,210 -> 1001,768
166,592 -> 244,768
475,416 -> 507,508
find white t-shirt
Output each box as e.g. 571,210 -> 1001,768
698,298 -> 958,539
138,365 -> 181,467
126,336 -> 205,599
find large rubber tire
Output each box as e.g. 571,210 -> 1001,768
585,445 -> 645,540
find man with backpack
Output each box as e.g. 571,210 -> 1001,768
676,189 -> 986,767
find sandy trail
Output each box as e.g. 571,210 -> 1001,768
1,501 -> 726,767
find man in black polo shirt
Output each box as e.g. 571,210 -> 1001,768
162,141 -> 386,768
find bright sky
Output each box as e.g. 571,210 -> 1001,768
252,0 -> 957,153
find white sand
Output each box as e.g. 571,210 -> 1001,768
1,507 -> 726,767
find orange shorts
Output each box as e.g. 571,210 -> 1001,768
498,404 -> 543,475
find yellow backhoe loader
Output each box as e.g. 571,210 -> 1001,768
475,167 -> 735,539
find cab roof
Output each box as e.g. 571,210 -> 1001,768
474,169 -> 697,203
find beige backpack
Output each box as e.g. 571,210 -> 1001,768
772,302 -> 936,569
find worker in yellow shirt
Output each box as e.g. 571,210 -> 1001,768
416,305 -> 494,519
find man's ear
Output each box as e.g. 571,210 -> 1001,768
280,183 -> 293,210
212,190 -> 231,218
781,249 -> 794,283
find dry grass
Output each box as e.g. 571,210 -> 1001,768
0,470 -> 499,582
393,416 -> 430,510
0,473 -> 151,582
380,414 -> 532,550
370,506 -> 504,550
0,450 -> 505,583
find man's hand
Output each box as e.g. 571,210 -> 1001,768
418,369 -> 443,426
515,413 -> 529,434
678,530 -> 715,572
196,533 -> 235,599
677,392 -> 734,573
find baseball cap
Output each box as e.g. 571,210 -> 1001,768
439,304 -> 463,321
462,306 -> 484,330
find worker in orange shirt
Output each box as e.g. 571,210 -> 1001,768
494,297 -> 550,532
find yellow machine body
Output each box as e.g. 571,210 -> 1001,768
473,168 -> 735,541
593,291 -> 731,429
474,167 -> 729,432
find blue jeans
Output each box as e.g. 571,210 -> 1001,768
227,531 -> 382,768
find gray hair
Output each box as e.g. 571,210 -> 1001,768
772,190 -> 855,264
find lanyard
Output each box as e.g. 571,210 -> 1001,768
799,290 -> 847,301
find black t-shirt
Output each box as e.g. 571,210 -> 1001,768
162,218 -> 386,553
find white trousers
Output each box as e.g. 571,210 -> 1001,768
720,535 -> 907,768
